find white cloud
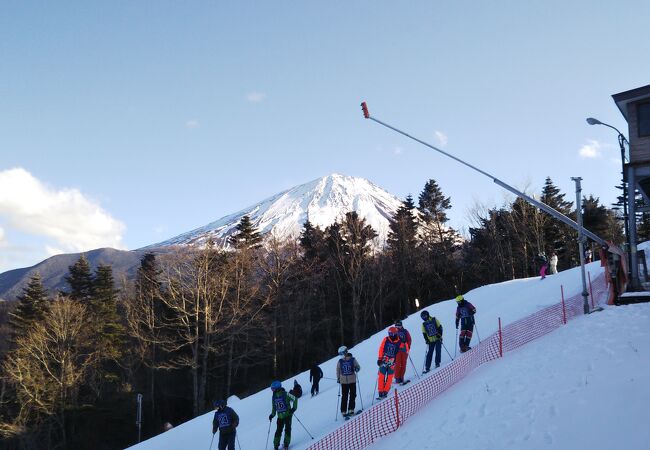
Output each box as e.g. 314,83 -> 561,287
0,226 -> 5,247
246,91 -> 267,103
0,168 -> 126,255
434,130 -> 448,148
579,139 -> 603,158
185,119 -> 200,129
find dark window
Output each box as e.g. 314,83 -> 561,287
639,102 -> 650,137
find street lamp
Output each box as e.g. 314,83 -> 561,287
586,117 -> 630,269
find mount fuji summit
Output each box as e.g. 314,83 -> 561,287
147,174 -> 404,249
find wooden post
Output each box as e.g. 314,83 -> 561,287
560,285 -> 566,325
498,317 -> 503,357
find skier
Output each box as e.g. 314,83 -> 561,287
455,295 -> 477,353
289,380 -> 303,399
268,380 -> 298,450
212,399 -> 239,450
549,251 -> 558,274
336,345 -> 361,417
376,327 -> 402,399
393,320 -> 412,384
535,252 -> 548,279
309,364 -> 323,397
420,310 -> 443,372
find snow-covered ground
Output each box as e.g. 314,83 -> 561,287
129,261 -> 650,450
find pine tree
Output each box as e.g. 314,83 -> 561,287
540,177 -> 574,264
582,195 -> 623,245
229,215 -> 262,249
65,255 -> 94,302
299,220 -> 326,261
387,196 -> 419,316
8,272 -> 49,337
418,179 -> 451,226
92,264 -> 124,362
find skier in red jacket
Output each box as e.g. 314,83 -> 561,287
393,320 -> 411,384
376,327 -> 403,398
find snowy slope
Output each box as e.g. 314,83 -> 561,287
146,174 -> 403,248
126,261 -> 650,450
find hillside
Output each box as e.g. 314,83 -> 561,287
126,262 -> 645,450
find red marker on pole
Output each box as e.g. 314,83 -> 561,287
361,101 -> 370,119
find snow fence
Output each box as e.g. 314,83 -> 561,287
307,271 -> 609,450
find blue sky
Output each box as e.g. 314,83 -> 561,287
1,1 -> 649,272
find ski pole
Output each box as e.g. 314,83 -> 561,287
335,383 -> 340,421
293,414 -> 314,439
265,419 -> 271,450
357,377 -> 364,410
236,434 -> 242,450
441,340 -> 454,361
322,376 -> 337,381
475,324 -> 481,343
209,433 -> 215,450
371,376 -> 378,405
454,328 -> 458,358
407,353 -> 421,379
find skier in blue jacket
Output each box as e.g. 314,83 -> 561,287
212,399 -> 239,450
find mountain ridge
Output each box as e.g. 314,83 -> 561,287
1,174 -> 404,300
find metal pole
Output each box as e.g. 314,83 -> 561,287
361,102 -> 608,247
136,393 -> 143,444
357,377 -> 364,410
293,414 -> 314,439
335,383 -> 340,421
572,177 -> 590,314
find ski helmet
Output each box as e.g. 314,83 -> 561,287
395,320 -> 403,327
338,345 -> 348,356
455,295 -> 464,303
420,310 -> 430,320
213,399 -> 226,409
271,380 -> 282,390
388,326 -> 398,338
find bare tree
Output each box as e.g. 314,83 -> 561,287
2,297 -> 98,447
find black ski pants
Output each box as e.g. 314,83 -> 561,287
218,431 -> 236,450
340,382 -> 356,413
273,416 -> 292,448
425,340 -> 441,370
311,377 -> 321,396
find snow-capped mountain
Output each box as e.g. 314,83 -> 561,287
146,174 -> 404,248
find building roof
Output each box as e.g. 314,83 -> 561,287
612,84 -> 650,121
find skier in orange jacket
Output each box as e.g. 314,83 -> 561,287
376,327 -> 403,399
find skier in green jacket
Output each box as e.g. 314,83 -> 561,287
268,380 -> 298,450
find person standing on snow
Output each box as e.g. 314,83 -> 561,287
376,327 -> 402,399
535,252 -> 549,279
268,381 -> 298,450
212,399 -> 239,450
420,310 -> 443,372
393,320 -> 412,384
336,345 -> 361,417
549,251 -> 558,274
455,295 -> 477,353
309,364 -> 323,397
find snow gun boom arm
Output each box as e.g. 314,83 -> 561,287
359,101 -> 608,248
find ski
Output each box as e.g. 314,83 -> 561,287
399,380 -> 411,386
344,410 -> 363,420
